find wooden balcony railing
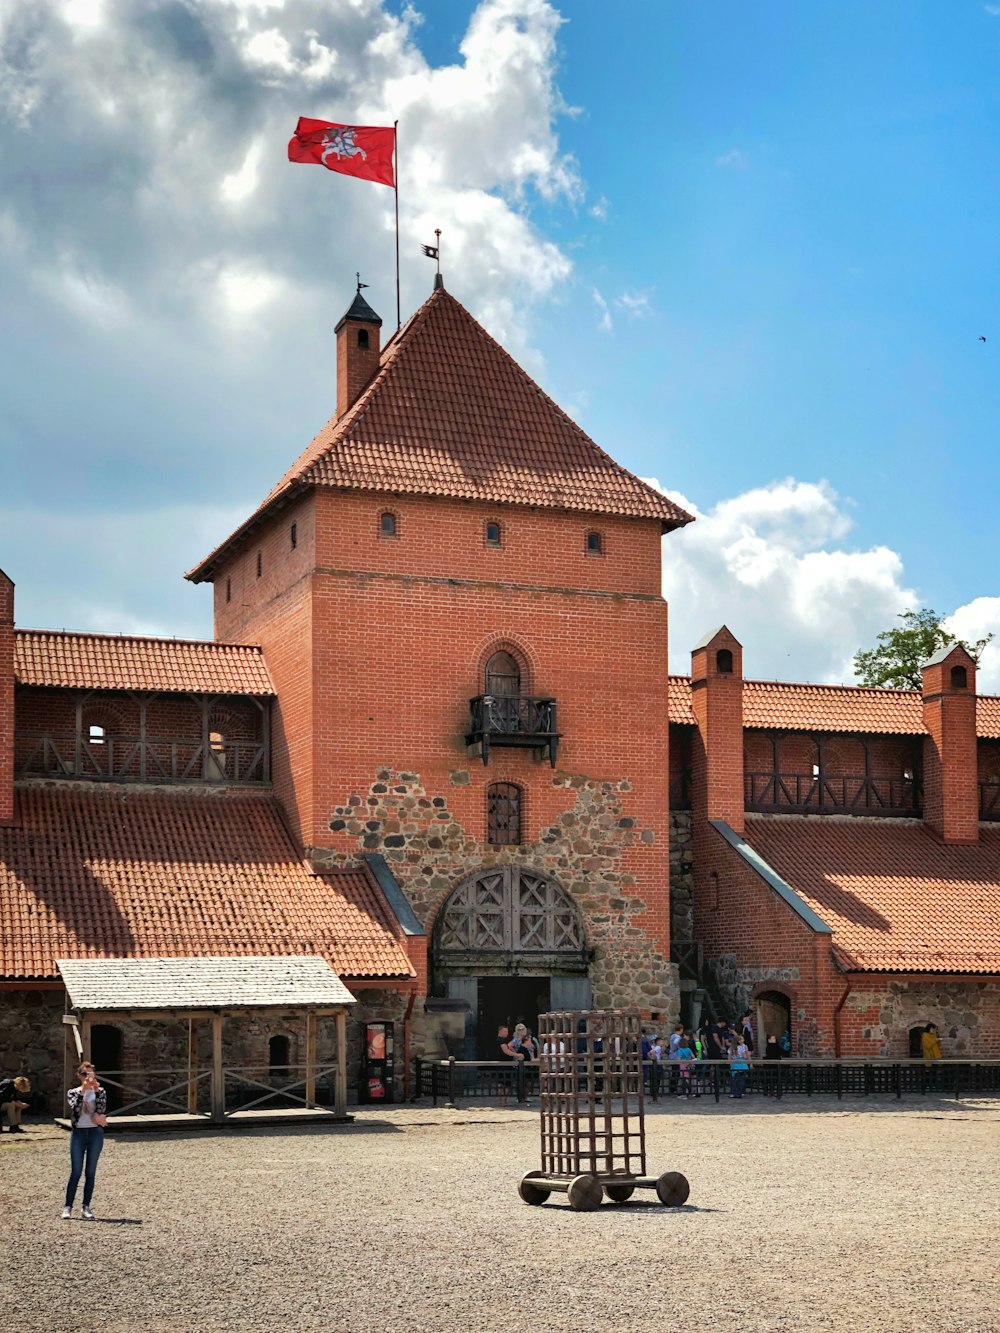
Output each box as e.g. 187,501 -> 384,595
467,695 -> 559,768
745,771 -> 921,818
17,732 -> 269,786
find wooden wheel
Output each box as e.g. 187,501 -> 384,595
518,1171 -> 550,1206
567,1173 -> 603,1212
604,1183 -> 635,1204
655,1170 -> 690,1207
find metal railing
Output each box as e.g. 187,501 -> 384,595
412,1057 -> 1000,1107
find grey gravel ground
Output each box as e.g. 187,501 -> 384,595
2,1095 -> 998,1333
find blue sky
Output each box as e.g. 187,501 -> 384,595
2,0 -> 1000,684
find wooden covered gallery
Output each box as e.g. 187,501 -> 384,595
57,956 -> 356,1126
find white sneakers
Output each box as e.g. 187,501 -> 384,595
61,1206 -> 72,1220
82,1205 -> 95,1221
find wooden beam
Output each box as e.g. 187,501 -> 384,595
187,1017 -> 198,1114
211,1012 -> 224,1124
81,1014 -> 92,1064
305,1010 -> 316,1109
335,1011 -> 348,1118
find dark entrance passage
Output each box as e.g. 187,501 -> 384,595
476,976 -> 550,1059
90,1024 -> 124,1109
756,991 -> 792,1055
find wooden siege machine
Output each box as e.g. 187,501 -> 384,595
518,1009 -> 690,1211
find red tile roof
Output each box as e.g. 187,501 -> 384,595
667,675 -> 1000,739
0,786 -> 414,982
188,286 -> 693,581
744,815 -> 1000,973
15,630 -> 273,697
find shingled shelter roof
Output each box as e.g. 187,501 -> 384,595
744,815 -> 1000,974
667,674 -> 1000,739
0,786 -> 414,982
188,285 -> 693,582
15,630 -> 273,697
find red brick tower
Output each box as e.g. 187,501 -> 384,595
690,626 -> 745,834
922,642 -> 978,844
188,283 -> 693,1040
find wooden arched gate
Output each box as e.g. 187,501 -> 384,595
433,867 -> 591,1058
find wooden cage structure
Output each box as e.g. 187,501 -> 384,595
519,1009 -> 690,1212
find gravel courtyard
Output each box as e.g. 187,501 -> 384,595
3,1096 -> 997,1333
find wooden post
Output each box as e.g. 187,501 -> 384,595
211,1012 -> 224,1124
335,1010 -> 348,1118
187,1017 -> 198,1114
81,1015 -> 92,1063
305,1010 -> 316,1109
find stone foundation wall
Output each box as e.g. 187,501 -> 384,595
0,988 -> 65,1109
315,766 -> 679,1017
841,979 -> 1000,1058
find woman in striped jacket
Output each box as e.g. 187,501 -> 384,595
63,1061 -> 107,1220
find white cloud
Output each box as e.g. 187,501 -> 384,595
615,288 -> 652,318
592,287 -> 612,332
650,477 -> 918,683
945,597 -> 1000,692
589,195 -> 608,221
984,4 -> 1000,15
715,147 -> 748,168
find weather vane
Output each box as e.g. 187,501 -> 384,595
422,229 -> 442,281
356,272 -> 369,293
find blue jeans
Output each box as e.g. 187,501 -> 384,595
66,1127 -> 104,1207
731,1070 -> 748,1098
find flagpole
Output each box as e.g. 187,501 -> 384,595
394,119 -> 400,331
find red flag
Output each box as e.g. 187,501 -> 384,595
288,118 -> 395,188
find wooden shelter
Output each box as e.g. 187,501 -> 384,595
57,955 -> 356,1127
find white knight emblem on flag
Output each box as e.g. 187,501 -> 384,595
321,127 -> 368,166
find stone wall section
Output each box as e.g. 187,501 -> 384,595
314,765 -> 679,1017
840,979 -> 1000,1058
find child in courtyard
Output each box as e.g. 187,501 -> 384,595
675,1034 -> 696,1097
729,1039 -> 750,1099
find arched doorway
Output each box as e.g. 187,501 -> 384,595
434,867 -> 590,1058
756,991 -> 792,1056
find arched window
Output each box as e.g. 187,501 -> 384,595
585,530 -> 603,555
716,648 -> 733,674
269,1034 -> 291,1079
379,511 -> 397,539
488,782 -> 523,847
88,724 -> 105,746
357,328 -> 369,349
485,651 -> 520,698
951,665 -> 968,689
486,521 -> 502,547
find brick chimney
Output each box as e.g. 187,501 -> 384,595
0,567 -> 15,826
691,625 -> 744,834
921,642 -> 978,843
335,287 -> 382,419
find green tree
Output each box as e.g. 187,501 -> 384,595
853,608 -> 992,689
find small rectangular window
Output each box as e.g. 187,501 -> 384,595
486,521 -> 502,546
586,530 -> 603,555
256,551 -> 262,578
225,577 -> 231,604
290,522 -> 297,550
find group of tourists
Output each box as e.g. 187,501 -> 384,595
641,1015 -> 785,1100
